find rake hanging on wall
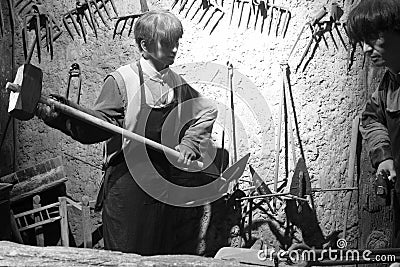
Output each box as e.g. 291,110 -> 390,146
172,0 -> 291,36
63,0 -> 118,42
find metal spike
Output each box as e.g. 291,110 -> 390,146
128,18 -> 135,36
83,9 -> 94,30
179,0 -> 189,13
210,12 -> 224,34
172,0 -> 180,10
334,22 -> 347,49
328,25 -> 338,50
22,15 -> 29,59
48,18 -> 54,59
237,0 -> 246,27
198,3 -> 211,24
275,7 -> 283,36
184,0 -> 197,18
254,2 -> 261,30
77,9 -> 87,42
203,8 -> 218,30
85,0 -> 98,37
93,0 -> 109,29
35,13 -> 41,63
191,2 -> 203,20
108,0 -> 119,16
301,35 -> 321,72
0,1 -> 4,37
100,0 -> 112,18
45,16 -> 50,52
279,10 -> 290,37
119,18 -> 128,37
246,1 -> 252,29
267,4 -> 274,35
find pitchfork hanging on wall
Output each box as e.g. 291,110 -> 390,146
63,0 -> 118,42
112,0 -> 149,38
172,0 -> 291,36
21,0 -> 62,64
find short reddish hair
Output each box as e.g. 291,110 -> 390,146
134,10 -> 183,52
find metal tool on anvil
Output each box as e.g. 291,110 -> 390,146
21,0 -> 62,64
63,0 -> 118,42
5,64 -> 223,173
65,63 -> 82,105
112,0 -> 148,38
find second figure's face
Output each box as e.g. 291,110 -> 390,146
363,31 -> 400,73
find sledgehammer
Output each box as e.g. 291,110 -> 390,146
6,64 -> 209,172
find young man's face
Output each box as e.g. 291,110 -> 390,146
148,39 -> 180,68
363,31 -> 400,73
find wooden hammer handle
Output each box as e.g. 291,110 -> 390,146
42,96 -> 205,171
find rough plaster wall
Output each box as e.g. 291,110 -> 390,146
5,0 -> 385,250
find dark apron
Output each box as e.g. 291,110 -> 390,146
101,61 -> 177,255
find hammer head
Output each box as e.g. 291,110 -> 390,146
7,64 -> 43,121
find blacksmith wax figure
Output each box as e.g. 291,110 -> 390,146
348,0 -> 400,247
36,10 -> 218,254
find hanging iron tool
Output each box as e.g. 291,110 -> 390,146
253,1 -> 291,37
21,0 -> 62,63
330,2 -> 347,49
65,63 -> 82,105
275,5 -> 291,37
15,0 -> 35,16
63,0 -> 118,41
187,0 -> 207,20
171,0 -> 181,10
288,6 -> 327,60
230,0 -> 241,25
0,1 -> 4,37
249,165 -> 276,212
200,0 -> 226,34
112,0 -> 148,38
346,42 -> 357,72
113,13 -> 143,38
295,23 -> 326,72
227,62 -> 238,165
266,0 -> 275,35
179,0 -> 190,13
183,0 -> 197,18
236,0 -> 250,28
